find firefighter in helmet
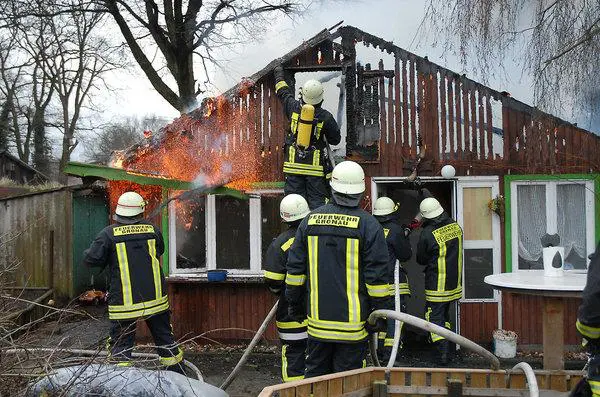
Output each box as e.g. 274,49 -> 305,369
285,161 -> 391,377
83,191 -> 184,373
264,194 -> 311,382
573,242 -> 600,397
416,197 -> 463,366
273,65 -> 341,210
372,196 -> 413,364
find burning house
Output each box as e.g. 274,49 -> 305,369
67,25 -> 600,351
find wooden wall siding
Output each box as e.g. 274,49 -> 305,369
0,189 -> 73,297
138,282 -> 279,343
460,303 -> 498,344
502,293 -> 581,345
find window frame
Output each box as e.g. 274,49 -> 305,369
507,176 -> 597,273
168,189 -> 284,277
456,176 -> 501,304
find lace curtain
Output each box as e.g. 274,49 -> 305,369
557,184 -> 586,267
517,185 -> 547,265
516,183 -> 587,269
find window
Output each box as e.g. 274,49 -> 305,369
511,180 -> 595,271
169,190 -> 284,275
456,177 -> 501,302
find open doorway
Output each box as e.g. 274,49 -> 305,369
372,178 -> 457,344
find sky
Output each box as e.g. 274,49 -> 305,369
104,0 -> 536,120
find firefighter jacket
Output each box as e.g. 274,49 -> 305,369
416,213 -> 463,303
577,242 -> 600,348
83,221 -> 168,321
375,213 -> 413,296
264,226 -> 308,342
285,203 -> 392,343
274,78 -> 341,178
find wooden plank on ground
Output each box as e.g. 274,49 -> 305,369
550,374 -> 568,392
295,383 -> 312,397
280,388 -> 295,397
329,377 -> 343,396
312,380 -> 328,396
490,373 -> 506,389
430,371 -> 447,387
470,372 -> 487,388
411,371 -> 427,387
359,371 -> 372,389
343,373 -> 360,393
509,373 -> 526,389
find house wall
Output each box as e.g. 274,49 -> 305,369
138,280 -> 279,343
0,154 -> 38,184
136,26 -> 600,347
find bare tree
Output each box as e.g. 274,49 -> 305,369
7,0 -> 300,113
420,0 -> 600,116
29,2 -> 125,183
83,115 -> 168,164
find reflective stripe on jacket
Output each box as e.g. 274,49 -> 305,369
83,221 -> 168,320
285,203 -> 391,342
275,79 -> 341,177
264,226 -> 308,340
416,214 -> 463,303
577,242 -> 600,342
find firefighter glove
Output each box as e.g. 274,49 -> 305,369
274,65 -> 285,82
365,317 -> 387,334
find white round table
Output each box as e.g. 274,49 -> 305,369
484,270 -> 587,370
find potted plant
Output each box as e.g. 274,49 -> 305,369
488,194 -> 505,221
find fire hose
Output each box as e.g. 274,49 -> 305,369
220,299 -> 279,390
3,347 -> 203,381
386,260 -> 402,369
367,309 -> 501,370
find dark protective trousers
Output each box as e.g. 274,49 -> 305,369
281,339 -> 307,382
588,354 -> 600,397
108,310 -> 184,373
377,296 -> 407,364
284,174 -> 329,210
305,338 -> 368,378
425,300 -> 454,342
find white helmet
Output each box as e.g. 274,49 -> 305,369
280,194 -> 310,222
419,197 -> 444,219
330,161 -> 365,195
301,79 -> 324,105
373,197 -> 397,216
116,191 -> 146,217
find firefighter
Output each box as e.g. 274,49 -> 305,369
82,191 -> 184,373
273,65 -> 341,210
264,194 -> 311,382
416,197 -> 463,366
372,196 -> 413,364
285,160 -> 391,377
574,242 -> 600,397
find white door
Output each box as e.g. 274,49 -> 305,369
456,177 -> 502,327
